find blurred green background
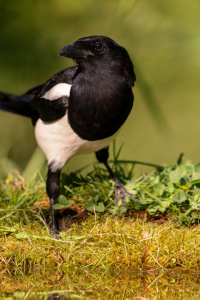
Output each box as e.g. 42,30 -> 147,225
0,0 -> 200,179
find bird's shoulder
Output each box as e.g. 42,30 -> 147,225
38,66 -> 78,98
31,66 -> 78,122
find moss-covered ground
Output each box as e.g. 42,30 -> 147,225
1,159 -> 200,299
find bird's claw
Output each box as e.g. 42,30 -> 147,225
114,179 -> 137,207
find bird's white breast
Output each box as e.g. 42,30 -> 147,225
35,113 -> 119,172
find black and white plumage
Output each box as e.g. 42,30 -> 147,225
0,36 -> 136,238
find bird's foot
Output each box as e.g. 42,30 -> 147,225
114,179 -> 137,207
51,227 -> 61,240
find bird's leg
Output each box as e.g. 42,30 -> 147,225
96,148 -> 137,207
104,160 -> 137,206
46,166 -> 61,239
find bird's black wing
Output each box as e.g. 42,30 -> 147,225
30,66 -> 78,122
25,84 -> 46,96
0,91 -> 39,123
0,66 -> 78,125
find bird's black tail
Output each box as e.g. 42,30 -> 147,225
0,91 -> 35,118
0,84 -> 44,125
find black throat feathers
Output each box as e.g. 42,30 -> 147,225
68,61 -> 134,141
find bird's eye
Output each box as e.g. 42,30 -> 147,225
95,42 -> 103,51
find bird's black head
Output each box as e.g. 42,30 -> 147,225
59,36 -> 136,86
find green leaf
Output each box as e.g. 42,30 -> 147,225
95,202 -> 105,212
108,206 -> 119,214
154,175 -> 160,184
179,165 -> 188,176
184,208 -> 192,216
125,196 -> 131,205
66,200 -> 72,207
86,200 -> 95,211
184,165 -> 194,174
180,177 -> 187,186
145,198 -> 154,204
58,195 -> 72,208
168,182 -> 175,193
169,169 -> 182,183
195,163 -> 200,172
119,206 -> 127,214
133,202 -> 142,210
64,185 -> 76,194
53,203 -> 65,210
117,199 -> 122,206
140,189 -> 145,198
86,201 -> 105,212
190,201 -> 198,210
192,172 -> 200,181
15,232 -> 28,239
173,190 -> 187,203
158,206 -> 166,213
58,195 -> 69,206
124,181 -> 136,191
194,189 -> 200,202
149,176 -> 155,183
153,184 -> 165,196
148,205 -> 160,215
139,199 -> 147,205
94,195 -> 99,203
161,200 -> 170,209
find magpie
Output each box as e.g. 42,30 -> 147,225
0,36 -> 136,238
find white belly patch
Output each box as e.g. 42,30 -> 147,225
35,113 -> 119,172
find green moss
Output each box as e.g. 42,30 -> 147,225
1,162 -> 200,297
1,216 -> 200,274
1,218 -> 200,298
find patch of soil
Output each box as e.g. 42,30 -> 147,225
128,208 -> 169,224
44,205 -> 92,231
57,205 -> 92,231
44,205 -> 169,232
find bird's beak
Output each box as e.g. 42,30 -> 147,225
58,43 -> 90,59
